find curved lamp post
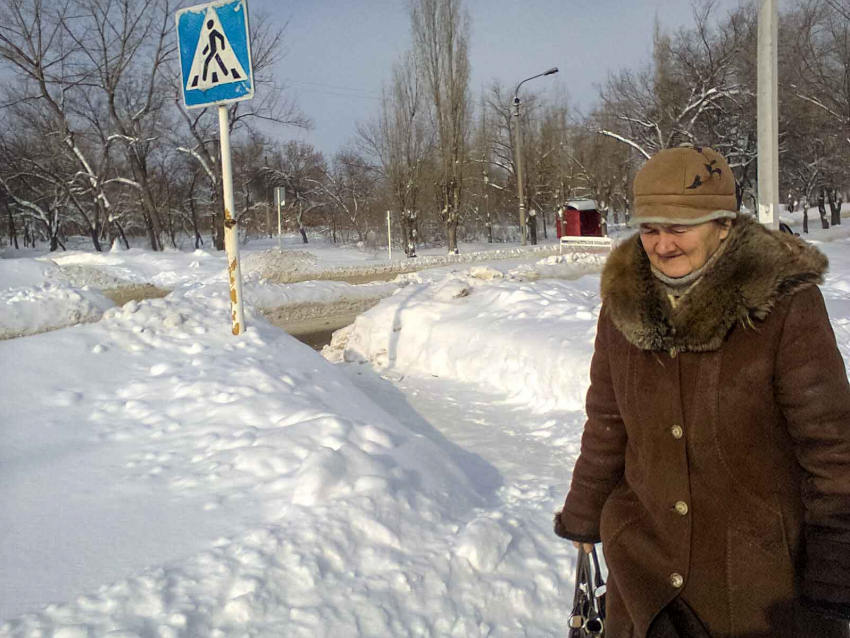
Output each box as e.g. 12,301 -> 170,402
514,67 -> 558,245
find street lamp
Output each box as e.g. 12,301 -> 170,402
514,67 -> 558,246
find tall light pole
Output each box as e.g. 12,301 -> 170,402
514,67 -> 558,246
758,0 -> 779,229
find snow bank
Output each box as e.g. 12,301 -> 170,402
335,255 -> 605,413
175,273 -> 398,313
59,264 -> 142,289
819,236 -> 850,365
0,256 -> 66,289
5,293 -> 564,636
48,247 -> 225,290
0,255 -> 120,339
0,283 -> 114,339
175,252 -> 605,327
298,242 -> 606,284
0,270 -> 397,343
241,248 -> 320,280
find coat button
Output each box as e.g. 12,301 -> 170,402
670,573 -> 684,588
671,425 -> 683,439
674,501 -> 689,515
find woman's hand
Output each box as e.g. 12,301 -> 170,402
572,541 -> 595,553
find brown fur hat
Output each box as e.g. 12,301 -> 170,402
630,145 -> 738,227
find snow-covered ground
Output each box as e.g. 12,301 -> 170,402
0,234 -> 570,292
0,294 -> 499,636
0,234 -> 582,339
1,211 -> 849,636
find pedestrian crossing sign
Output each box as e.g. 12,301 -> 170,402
176,0 -> 254,109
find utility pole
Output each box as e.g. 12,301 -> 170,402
513,68 -> 558,246
514,97 -> 527,245
758,0 -> 780,229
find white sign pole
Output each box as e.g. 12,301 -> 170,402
387,210 -> 392,260
218,104 -> 245,335
177,0 -> 252,336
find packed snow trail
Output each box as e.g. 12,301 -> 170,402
342,368 -> 583,513
340,366 -> 587,606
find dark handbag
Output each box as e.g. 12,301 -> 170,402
568,545 -> 606,637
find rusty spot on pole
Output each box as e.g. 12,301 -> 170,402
228,258 -> 238,304
232,322 -> 240,335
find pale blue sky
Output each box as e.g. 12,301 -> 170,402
251,0 -> 748,156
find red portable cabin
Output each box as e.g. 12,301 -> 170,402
556,200 -> 602,238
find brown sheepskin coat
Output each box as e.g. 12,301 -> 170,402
555,216 -> 850,637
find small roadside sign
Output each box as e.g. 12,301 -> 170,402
274,187 -> 285,251
176,0 -> 254,109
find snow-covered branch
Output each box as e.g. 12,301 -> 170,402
177,146 -> 216,182
793,93 -> 846,126
105,177 -> 143,190
597,130 -> 651,159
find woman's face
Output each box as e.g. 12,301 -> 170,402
639,221 -> 731,278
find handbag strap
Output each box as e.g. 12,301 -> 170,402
569,546 -> 606,637
589,546 -> 606,618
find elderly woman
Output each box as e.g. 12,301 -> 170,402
554,146 -> 850,637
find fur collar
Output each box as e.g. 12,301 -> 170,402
601,216 -> 828,353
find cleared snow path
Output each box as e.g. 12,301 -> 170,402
343,369 -> 581,506
341,366 -> 584,625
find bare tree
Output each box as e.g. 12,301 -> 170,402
0,139 -> 68,251
484,82 -> 519,179
359,52 -> 431,256
467,95 -> 496,243
525,100 -> 572,240
313,150 -> 377,243
60,0 -> 180,251
262,140 -> 326,244
567,121 -> 637,234
599,2 -> 751,157
410,0 -> 471,254
785,0 -> 850,225
0,0 -> 121,250
789,0 -> 850,139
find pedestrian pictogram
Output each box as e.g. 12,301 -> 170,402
176,0 -> 254,109
187,8 -> 247,90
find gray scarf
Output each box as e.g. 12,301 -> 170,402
651,238 -> 730,305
